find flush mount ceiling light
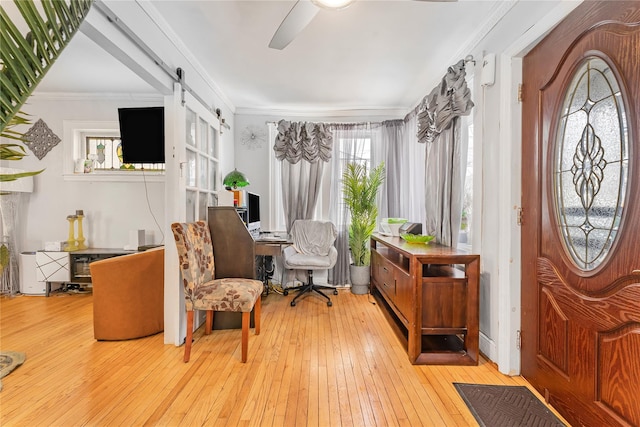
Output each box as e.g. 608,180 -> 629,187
223,169 -> 250,190
311,0 -> 354,10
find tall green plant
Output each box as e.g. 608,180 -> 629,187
0,0 -> 93,131
342,162 -> 385,266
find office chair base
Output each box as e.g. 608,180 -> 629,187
288,270 -> 336,307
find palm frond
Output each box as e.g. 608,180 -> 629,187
0,0 -> 93,132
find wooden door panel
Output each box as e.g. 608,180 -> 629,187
598,327 -> 640,425
538,289 -> 569,374
522,2 -> 640,426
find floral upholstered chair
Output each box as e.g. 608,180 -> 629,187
171,221 -> 263,363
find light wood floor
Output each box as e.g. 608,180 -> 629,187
1,289 -> 564,426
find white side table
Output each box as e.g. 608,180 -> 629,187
35,251 -> 70,296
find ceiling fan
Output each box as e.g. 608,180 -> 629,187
269,0 -> 457,50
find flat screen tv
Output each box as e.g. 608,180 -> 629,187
118,107 -> 165,164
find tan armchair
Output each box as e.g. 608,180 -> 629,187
90,248 -> 164,340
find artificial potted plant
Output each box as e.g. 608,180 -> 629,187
342,162 -> 385,294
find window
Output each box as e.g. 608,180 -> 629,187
62,120 -> 165,182
85,136 -> 164,171
335,136 -> 372,227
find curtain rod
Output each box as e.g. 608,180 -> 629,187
265,120 -> 387,126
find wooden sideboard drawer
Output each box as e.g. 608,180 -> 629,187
372,250 -> 395,298
422,279 -> 468,330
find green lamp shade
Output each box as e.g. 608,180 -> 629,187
223,169 -> 250,189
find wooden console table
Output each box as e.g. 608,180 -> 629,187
370,234 -> 480,365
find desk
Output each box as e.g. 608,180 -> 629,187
255,235 -> 291,294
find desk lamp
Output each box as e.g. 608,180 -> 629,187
223,169 -> 250,190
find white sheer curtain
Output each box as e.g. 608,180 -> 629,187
328,123 -> 378,286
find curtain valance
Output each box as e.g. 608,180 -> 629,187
417,60 -> 474,145
273,120 -> 333,164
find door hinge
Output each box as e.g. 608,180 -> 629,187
518,83 -> 524,103
516,207 -> 523,226
516,330 -> 522,350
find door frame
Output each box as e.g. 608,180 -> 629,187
493,0 -> 582,375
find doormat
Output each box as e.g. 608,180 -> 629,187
0,351 -> 26,379
454,383 -> 565,427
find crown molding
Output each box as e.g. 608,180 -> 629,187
235,106 -> 409,120
30,91 -> 163,102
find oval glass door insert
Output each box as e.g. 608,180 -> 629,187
554,57 -> 629,271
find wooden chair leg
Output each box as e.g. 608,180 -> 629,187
205,310 -> 214,335
254,297 -> 261,336
241,311 -> 249,363
184,310 -> 194,363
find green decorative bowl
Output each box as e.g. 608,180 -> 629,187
400,233 -> 435,244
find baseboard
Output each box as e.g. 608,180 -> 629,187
480,331 -> 497,363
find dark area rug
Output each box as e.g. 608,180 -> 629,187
454,383 -> 566,427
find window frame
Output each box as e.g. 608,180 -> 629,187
62,120 -> 165,182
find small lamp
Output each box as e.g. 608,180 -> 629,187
223,169 -> 250,190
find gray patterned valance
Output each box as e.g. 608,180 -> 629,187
273,120 -> 333,163
417,60 -> 474,144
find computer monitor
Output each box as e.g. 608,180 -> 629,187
247,192 -> 260,233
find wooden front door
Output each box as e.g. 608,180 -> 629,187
521,2 -> 640,426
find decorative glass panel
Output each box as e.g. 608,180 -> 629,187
199,118 -> 208,152
186,149 -> 196,187
554,57 -> 629,271
210,159 -> 217,191
199,155 -> 208,189
198,193 -> 208,220
210,125 -> 218,157
186,190 -> 197,222
186,108 -> 196,147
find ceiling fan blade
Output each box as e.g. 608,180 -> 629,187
269,0 -> 320,50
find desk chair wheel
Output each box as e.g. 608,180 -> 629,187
327,301 -> 332,307
333,289 -> 338,295
283,289 -> 289,296
290,300 -> 296,307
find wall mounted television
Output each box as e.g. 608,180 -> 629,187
118,107 -> 165,164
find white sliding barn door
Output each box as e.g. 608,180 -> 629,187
164,84 -> 222,345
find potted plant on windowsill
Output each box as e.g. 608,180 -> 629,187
342,162 -> 385,294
